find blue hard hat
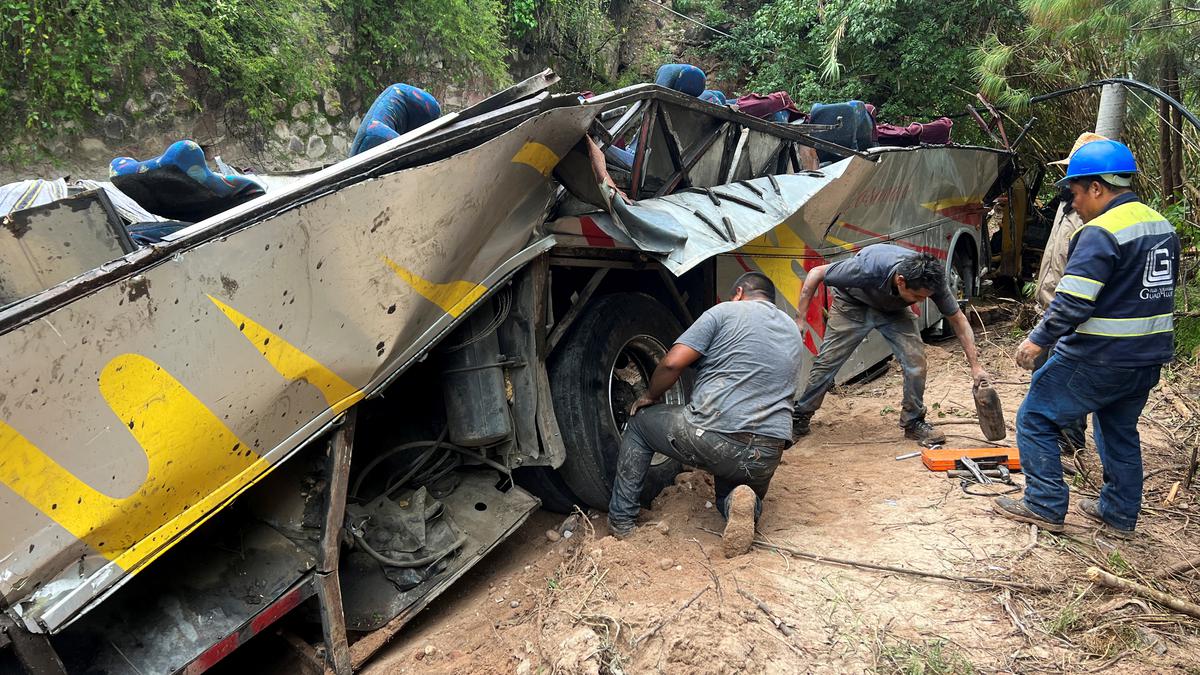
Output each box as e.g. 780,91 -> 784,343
1055,139 -> 1138,188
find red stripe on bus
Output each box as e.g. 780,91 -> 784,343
579,216 -> 615,248
186,584 -> 307,673
835,222 -> 947,259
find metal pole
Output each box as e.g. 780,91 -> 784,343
1095,83 -> 1127,139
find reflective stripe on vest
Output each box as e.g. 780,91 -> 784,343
1056,274 -> 1104,301
1111,219 -> 1175,245
1077,201 -> 1175,245
1076,313 -> 1174,337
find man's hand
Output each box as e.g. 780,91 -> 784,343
629,394 -> 660,416
1015,339 -> 1045,371
971,366 -> 991,387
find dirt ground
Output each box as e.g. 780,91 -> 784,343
361,311 -> 1200,674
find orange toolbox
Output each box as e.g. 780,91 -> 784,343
921,446 -> 1021,472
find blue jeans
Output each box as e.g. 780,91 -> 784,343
1033,344 -> 1087,452
795,298 -> 928,427
1017,354 -> 1160,529
608,405 -> 782,528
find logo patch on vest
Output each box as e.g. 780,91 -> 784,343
1144,245 -> 1173,287
1140,242 -> 1175,300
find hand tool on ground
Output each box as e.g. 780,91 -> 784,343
955,455 -> 1020,496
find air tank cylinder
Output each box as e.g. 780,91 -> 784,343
439,300 -> 513,447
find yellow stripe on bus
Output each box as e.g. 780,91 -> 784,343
384,257 -> 488,318
208,295 -> 363,413
511,142 -> 561,176
0,354 -> 261,569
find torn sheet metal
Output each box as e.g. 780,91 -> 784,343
604,166 -> 848,273
0,103 -> 595,634
549,145 -> 1007,276
0,190 -> 136,305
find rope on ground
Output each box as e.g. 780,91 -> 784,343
698,527 -> 1056,593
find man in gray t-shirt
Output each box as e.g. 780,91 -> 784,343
608,272 -> 801,558
792,244 -> 988,445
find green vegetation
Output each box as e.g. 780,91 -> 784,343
877,638 -> 976,675
711,1 -> 1025,122
1045,603 -> 1083,637
333,0 -> 509,95
1105,550 -> 1133,576
0,0 -> 511,146
1176,281 -> 1200,363
975,0 -> 1198,250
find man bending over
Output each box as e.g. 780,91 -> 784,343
792,244 -> 988,445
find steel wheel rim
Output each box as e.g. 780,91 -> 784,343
608,334 -> 684,467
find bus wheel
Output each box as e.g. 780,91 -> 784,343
931,245 -> 976,339
546,292 -> 688,511
948,246 -> 976,301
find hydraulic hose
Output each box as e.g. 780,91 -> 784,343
349,428 -> 450,498
353,532 -> 468,568
1028,78 -> 1200,134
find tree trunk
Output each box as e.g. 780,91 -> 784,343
1095,84 -> 1126,140
1160,82 -> 1174,202
1168,60 -> 1184,202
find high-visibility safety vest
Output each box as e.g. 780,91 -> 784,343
1030,196 -> 1179,367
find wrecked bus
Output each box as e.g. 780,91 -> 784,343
0,72 -> 1015,673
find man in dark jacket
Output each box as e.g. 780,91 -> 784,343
995,140 -> 1178,538
791,244 -> 988,445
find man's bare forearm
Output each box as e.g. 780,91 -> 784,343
947,311 -> 983,373
645,363 -> 685,402
795,265 -> 828,327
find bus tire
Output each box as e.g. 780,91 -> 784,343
931,243 -> 976,338
548,293 -> 688,512
514,466 -> 584,514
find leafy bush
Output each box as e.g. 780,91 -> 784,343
1,0 -> 330,136
710,0 -> 1024,121
0,0 -> 512,147
332,0 -> 511,94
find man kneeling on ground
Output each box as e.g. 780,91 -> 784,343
791,244 -> 989,445
607,272 -> 802,557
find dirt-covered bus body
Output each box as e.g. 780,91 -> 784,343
0,74 -> 1014,673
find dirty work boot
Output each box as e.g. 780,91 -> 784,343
792,410 -> 814,439
607,518 -> 635,540
991,496 -> 1064,532
903,419 -> 946,446
1075,498 -> 1134,540
722,485 -> 757,558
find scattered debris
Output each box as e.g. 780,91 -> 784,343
1087,567 -> 1200,620
736,585 -> 794,637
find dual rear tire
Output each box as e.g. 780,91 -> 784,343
517,293 -> 686,512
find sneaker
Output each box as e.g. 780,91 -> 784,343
608,518 -> 635,539
903,419 -> 946,446
792,410 -> 814,438
991,496 -> 1065,532
1075,498 -> 1134,539
722,485 -> 757,558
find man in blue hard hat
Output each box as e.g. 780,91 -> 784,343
993,139 -> 1179,538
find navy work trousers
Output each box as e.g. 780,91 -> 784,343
1017,354 -> 1160,529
